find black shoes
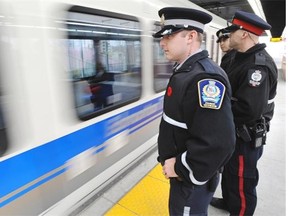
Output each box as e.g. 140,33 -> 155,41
210,197 -> 228,211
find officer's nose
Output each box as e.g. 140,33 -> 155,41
160,38 -> 166,48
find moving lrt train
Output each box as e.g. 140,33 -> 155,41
0,0 -> 227,214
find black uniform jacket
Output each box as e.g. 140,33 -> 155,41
220,49 -> 237,73
226,43 -> 278,127
157,50 -> 236,185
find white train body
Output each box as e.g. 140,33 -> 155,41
0,0 -> 226,215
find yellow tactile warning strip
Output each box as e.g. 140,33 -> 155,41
105,164 -> 170,216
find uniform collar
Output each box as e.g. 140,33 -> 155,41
235,43 -> 266,59
175,49 -> 202,71
175,50 -> 209,72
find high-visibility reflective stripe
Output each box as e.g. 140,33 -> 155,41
232,97 -> 274,104
183,206 -> 190,216
163,113 -> 188,129
181,152 -> 208,185
268,98 -> 274,104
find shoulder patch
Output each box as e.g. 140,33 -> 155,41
198,79 -> 226,109
248,69 -> 266,87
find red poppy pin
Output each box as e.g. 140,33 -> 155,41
167,86 -> 172,96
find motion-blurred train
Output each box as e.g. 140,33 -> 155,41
0,0 -> 227,214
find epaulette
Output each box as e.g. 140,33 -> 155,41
199,58 -> 227,78
199,58 -> 215,73
255,52 -> 266,66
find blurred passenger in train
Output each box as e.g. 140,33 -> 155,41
210,11 -> 278,216
153,7 -> 235,216
89,62 -> 114,110
216,27 -> 237,72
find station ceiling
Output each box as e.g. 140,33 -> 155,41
189,0 -> 286,38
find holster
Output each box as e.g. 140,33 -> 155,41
236,117 -> 268,148
236,124 -> 252,142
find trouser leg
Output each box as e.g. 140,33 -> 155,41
222,139 -> 263,216
223,168 -> 259,215
169,178 -> 216,216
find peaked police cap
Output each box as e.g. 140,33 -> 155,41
226,10 -> 271,36
216,28 -> 230,43
153,7 -> 212,38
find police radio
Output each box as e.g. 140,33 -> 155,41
252,118 -> 267,148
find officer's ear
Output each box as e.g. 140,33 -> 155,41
242,31 -> 250,38
187,30 -> 197,40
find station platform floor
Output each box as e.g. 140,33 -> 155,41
77,79 -> 286,216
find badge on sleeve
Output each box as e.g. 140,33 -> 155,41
198,79 -> 226,109
248,69 -> 264,87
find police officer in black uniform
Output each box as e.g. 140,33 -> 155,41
210,11 -> 278,215
216,28 -> 237,72
153,7 -> 236,216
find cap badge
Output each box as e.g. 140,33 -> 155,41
160,14 -> 165,26
198,79 -> 225,109
162,29 -> 172,35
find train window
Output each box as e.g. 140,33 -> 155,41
210,35 -> 215,60
152,27 -> 208,93
66,8 -> 142,120
201,32 -> 207,50
0,81 -> 8,156
153,24 -> 173,93
215,39 -> 219,64
0,107 -> 8,156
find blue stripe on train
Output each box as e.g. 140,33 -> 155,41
0,96 -> 163,207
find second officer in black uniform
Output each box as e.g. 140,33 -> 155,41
153,7 -> 236,215
216,28 -> 237,72
210,11 -> 278,215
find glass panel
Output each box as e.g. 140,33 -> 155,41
152,24 -> 173,93
211,35 -> 215,60
152,26 -> 208,93
69,39 -> 96,79
0,77 -> 8,156
65,11 -> 142,120
201,32 -> 207,50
